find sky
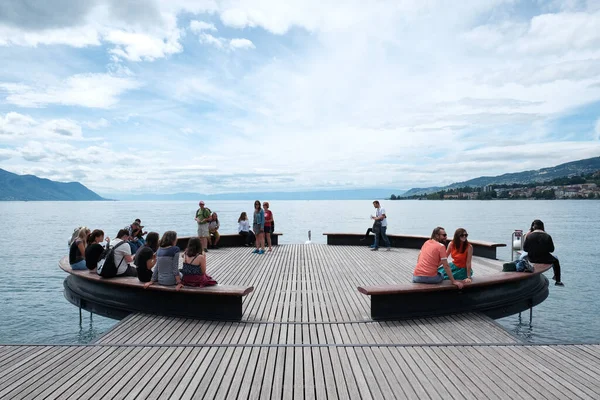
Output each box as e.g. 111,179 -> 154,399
0,0 -> 600,197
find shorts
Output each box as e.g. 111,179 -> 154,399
264,225 -> 272,233
197,223 -> 209,238
70,260 -> 87,270
412,273 -> 443,284
253,224 -> 263,234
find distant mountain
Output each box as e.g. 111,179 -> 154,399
101,188 -> 404,201
402,156 -> 600,197
0,169 -> 104,201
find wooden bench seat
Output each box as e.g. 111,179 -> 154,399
324,232 -> 506,259
177,232 -> 282,250
357,264 -> 552,320
59,256 -> 253,320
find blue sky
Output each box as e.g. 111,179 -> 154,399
0,0 -> 599,196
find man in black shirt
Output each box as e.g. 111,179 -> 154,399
523,219 -> 564,286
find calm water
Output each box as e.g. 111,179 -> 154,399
0,200 -> 597,344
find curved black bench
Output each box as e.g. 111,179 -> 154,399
324,233 -> 506,259
358,264 -> 551,320
59,257 -> 253,321
176,232 -> 282,250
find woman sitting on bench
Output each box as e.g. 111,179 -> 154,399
439,228 -> 473,283
181,237 -> 217,287
144,231 -> 183,290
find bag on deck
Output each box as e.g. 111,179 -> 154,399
97,241 -> 128,278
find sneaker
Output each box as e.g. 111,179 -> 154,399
369,245 -> 376,248
371,247 -> 379,251
203,248 -> 208,252
258,249 -> 265,254
552,275 -> 556,281
359,237 -> 366,242
555,281 -> 564,286
252,249 -> 259,254
386,247 -> 391,251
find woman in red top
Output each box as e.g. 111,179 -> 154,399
439,228 -> 473,282
263,202 -> 274,252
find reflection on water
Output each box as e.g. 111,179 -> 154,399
0,200 -> 598,344
509,311 -> 535,342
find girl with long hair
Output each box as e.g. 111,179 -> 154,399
439,228 -> 473,282
135,232 -> 159,282
69,227 -> 90,270
238,212 -> 255,246
252,200 -> 265,254
144,231 -> 183,290
85,229 -> 109,271
181,237 -> 217,287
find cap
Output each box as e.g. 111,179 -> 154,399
199,201 -> 205,206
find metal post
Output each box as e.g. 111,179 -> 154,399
79,306 -> 82,325
529,307 -> 533,323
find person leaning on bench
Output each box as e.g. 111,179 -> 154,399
412,227 -> 464,289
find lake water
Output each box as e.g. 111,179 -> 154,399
0,200 -> 597,344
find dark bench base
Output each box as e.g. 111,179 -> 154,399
64,275 -> 248,321
368,275 -> 549,320
324,233 -> 505,259
177,233 -> 282,250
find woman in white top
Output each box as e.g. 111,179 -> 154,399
238,212 -> 255,247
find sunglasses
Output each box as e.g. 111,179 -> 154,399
460,234 -> 469,238
440,233 -> 447,237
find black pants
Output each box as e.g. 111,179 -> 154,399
239,231 -> 255,245
531,255 -> 561,282
363,228 -> 381,241
119,265 -> 138,277
550,255 -> 561,282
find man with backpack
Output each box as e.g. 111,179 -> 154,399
111,229 -> 137,277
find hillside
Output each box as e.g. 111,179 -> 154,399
101,188 -> 403,201
0,169 -> 104,201
402,157 -> 600,197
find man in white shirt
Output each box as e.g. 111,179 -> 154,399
112,229 -> 137,276
371,200 -> 391,251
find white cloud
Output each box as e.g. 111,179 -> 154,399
0,73 -> 141,108
0,112 -> 85,142
85,118 -> 110,129
189,20 -> 217,33
2,1 -> 600,193
105,29 -> 183,61
198,33 -> 225,49
229,38 -> 255,50
0,147 -> 16,161
0,24 -> 101,47
195,32 -> 255,51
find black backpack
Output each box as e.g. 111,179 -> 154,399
97,241 -> 128,278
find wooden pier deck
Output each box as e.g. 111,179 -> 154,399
2,244 -> 599,399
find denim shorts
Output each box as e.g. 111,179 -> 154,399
70,260 -> 87,270
412,273 -> 443,284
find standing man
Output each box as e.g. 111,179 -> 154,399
371,200 -> 391,251
413,227 -> 464,288
523,219 -> 564,286
195,201 -> 211,252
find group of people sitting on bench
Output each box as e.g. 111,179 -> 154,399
413,219 -> 562,289
68,226 -> 217,289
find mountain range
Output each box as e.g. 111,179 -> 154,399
2,156 -> 599,201
0,168 -> 104,201
101,188 -> 401,201
401,156 -> 600,197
